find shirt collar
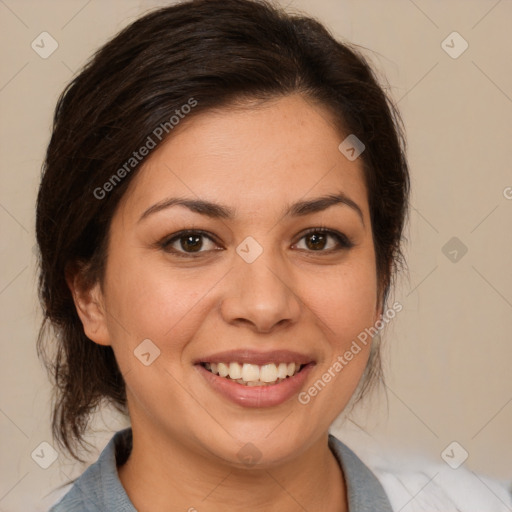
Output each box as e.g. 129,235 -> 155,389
70,427 -> 393,511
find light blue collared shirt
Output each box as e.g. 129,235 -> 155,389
49,428 -> 393,511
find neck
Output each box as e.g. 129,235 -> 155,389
118,423 -> 347,512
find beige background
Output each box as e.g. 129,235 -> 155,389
1,0 -> 511,510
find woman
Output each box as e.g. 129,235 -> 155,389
36,0 -> 409,510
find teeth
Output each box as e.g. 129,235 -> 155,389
228,362 -> 242,380
203,361 -> 303,385
286,363 -> 296,377
277,362 -> 288,379
217,362 -> 229,378
260,363 -> 278,383
241,363 -> 260,382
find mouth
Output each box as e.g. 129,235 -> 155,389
194,349 -> 316,407
195,351 -> 316,408
199,361 -> 306,387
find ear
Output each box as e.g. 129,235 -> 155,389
65,263 -> 111,346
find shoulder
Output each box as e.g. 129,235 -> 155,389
329,433 -> 512,512
373,459 -> 512,512
47,487 -> 88,512
46,458 -> 103,512
353,441 -> 512,512
329,434 -> 395,511
47,428 -> 135,512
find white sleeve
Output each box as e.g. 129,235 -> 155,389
372,462 -> 512,512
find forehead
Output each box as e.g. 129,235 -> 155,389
116,94 -> 368,222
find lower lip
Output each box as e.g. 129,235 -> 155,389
196,363 -> 315,408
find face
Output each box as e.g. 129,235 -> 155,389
76,94 -> 381,467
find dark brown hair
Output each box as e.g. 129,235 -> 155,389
36,0 -> 409,461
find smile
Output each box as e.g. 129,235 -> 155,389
201,362 -> 303,386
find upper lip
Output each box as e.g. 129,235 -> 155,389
194,349 -> 315,366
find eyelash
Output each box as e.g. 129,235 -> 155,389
158,226 -> 354,258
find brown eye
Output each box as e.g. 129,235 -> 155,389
161,230 -> 219,257
159,227 -> 353,259
178,234 -> 204,252
295,228 -> 353,252
304,232 -> 329,251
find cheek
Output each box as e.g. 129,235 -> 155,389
103,254 -> 209,351
304,258 -> 378,344
296,259 -> 378,417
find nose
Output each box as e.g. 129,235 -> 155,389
220,248 -> 302,334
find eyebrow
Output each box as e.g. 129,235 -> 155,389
138,192 -> 364,225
